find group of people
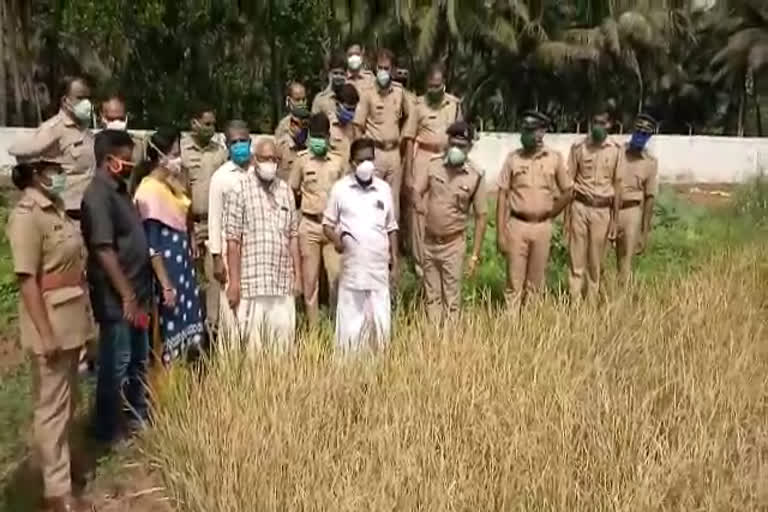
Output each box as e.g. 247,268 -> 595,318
4,42 -> 659,512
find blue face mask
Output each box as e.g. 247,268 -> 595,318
629,132 -> 651,151
337,104 -> 355,125
229,140 -> 251,166
294,127 -> 308,146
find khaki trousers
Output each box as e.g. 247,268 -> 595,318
568,200 -> 611,302
616,204 -> 643,284
503,218 -> 553,308
375,147 -> 403,218
299,217 -> 341,321
197,240 -> 220,338
423,233 -> 466,323
406,148 -> 434,273
32,348 -> 80,498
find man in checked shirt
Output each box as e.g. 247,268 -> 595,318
223,138 -> 302,354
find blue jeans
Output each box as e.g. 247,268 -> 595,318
93,321 -> 149,442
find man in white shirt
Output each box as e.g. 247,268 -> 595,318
323,138 -> 399,352
207,120 -> 251,347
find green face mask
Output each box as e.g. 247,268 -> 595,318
194,122 -> 215,144
308,136 -> 328,156
520,130 -> 537,151
426,85 -> 445,104
591,125 -> 607,143
445,146 -> 466,167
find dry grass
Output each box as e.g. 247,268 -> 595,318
143,244 -> 768,511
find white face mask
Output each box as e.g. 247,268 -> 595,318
355,160 -> 375,183
347,54 -> 363,71
165,156 -> 182,175
104,118 -> 128,131
255,162 -> 277,182
71,98 -> 93,125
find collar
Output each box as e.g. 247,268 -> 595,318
311,152 -> 332,162
23,187 -> 57,209
94,166 -> 127,192
521,147 -> 549,159
624,144 -> 649,158
348,176 -> 377,191
57,109 -> 78,128
184,134 -> 218,153
376,84 -> 393,96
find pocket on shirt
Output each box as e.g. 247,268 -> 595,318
455,184 -> 473,212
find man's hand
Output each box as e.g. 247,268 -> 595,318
213,255 -> 228,285
414,201 -> 426,216
466,255 -> 479,277
390,259 -> 400,287
227,282 -> 241,311
123,295 -> 140,324
162,287 -> 177,308
191,237 -> 201,260
607,220 -> 618,242
293,275 -> 303,297
333,234 -> 345,254
497,227 -> 509,255
39,334 -> 61,360
636,235 -> 648,255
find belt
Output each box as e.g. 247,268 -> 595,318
374,140 -> 400,151
39,267 -> 85,293
510,210 -> 550,223
425,230 -> 464,245
574,191 -> 613,208
302,212 -> 323,223
620,199 -> 642,209
193,213 -> 208,222
417,141 -> 444,154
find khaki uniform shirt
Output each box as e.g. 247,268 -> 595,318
8,110 -> 95,211
347,69 -> 375,96
497,147 -> 573,220
568,138 -> 623,200
403,93 -> 462,147
328,108 -> 355,166
416,155 -> 488,237
277,133 -> 304,183
274,115 -> 292,141
180,133 -> 228,219
620,148 -> 659,201
6,188 -> 93,353
311,88 -> 336,118
289,151 -> 345,216
354,82 -> 410,145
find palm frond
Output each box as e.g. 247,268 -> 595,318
415,3 -> 441,61
485,17 -> 520,55
532,41 -> 601,70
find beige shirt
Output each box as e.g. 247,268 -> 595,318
311,88 -> 336,118
347,70 -> 375,96
620,148 -> 659,201
415,155 -> 488,237
289,151 -> 345,216
274,115 -> 292,141
8,110 -> 95,211
277,133 -> 304,183
497,147 -> 573,219
180,133 -> 228,218
403,93 -> 462,147
354,82 -> 409,144
329,108 -> 355,166
569,138 -> 623,200
6,188 -> 93,353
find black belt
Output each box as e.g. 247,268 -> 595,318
620,199 -> 642,209
425,231 -> 464,244
374,140 -> 400,151
302,212 -> 323,223
574,192 -> 613,208
510,210 -> 550,223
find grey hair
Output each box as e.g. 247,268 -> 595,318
253,136 -> 277,154
225,119 -> 249,139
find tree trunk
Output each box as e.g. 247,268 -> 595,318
268,0 -> 281,131
5,0 -> 21,125
737,80 -> 746,137
755,75 -> 763,137
0,0 -> 7,126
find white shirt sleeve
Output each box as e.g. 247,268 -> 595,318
322,182 -> 341,229
207,166 -> 227,255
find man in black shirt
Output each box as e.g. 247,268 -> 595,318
81,129 -> 152,442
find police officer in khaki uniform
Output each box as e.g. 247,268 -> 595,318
497,111 -> 573,309
328,83 -> 359,167
413,122 -> 487,323
345,43 -> 375,95
6,158 -> 94,512
403,64 -> 462,276
567,105 -> 624,302
354,48 -> 410,218
8,76 -> 95,217
289,114 -> 344,322
276,114 -> 309,182
312,53 -> 347,118
616,113 -> 659,283
275,82 -> 310,142
180,105 -> 228,336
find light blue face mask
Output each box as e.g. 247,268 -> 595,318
229,140 -> 252,166
445,146 -> 466,166
41,172 -> 67,197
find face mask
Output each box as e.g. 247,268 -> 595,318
255,162 -> 277,182
337,104 -> 355,125
354,160 -> 375,184
294,127 -> 308,146
347,55 -> 363,71
520,130 -> 537,151
308,137 -> 328,157
629,132 -> 651,151
193,121 -> 215,144
376,70 -> 391,88
331,75 -> 346,93
288,100 -> 310,120
394,70 -> 409,87
40,172 -> 67,197
426,85 -> 445,104
104,118 -> 127,131
446,146 -> 466,167
71,99 -> 92,124
165,156 -> 182,175
107,156 -> 134,177
229,140 -> 252,166
591,125 -> 607,143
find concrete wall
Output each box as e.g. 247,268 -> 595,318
1,127 -> 766,185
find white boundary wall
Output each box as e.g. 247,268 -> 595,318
0,127 -> 766,185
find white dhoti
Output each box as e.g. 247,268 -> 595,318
335,286 -> 391,352
218,295 -> 296,355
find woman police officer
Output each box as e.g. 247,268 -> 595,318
6,157 -> 94,512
